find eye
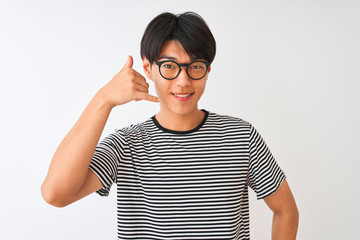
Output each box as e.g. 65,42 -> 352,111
163,64 -> 175,69
161,61 -> 178,70
191,65 -> 203,69
190,62 -> 205,70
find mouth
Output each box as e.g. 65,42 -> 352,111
171,92 -> 194,101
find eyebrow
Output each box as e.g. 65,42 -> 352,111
157,55 -> 200,61
158,55 -> 177,60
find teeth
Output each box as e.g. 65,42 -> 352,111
173,93 -> 192,98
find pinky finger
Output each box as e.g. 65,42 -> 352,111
136,92 -> 159,103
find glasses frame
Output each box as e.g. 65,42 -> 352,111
153,60 -> 210,80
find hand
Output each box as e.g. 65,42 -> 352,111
98,55 -> 159,107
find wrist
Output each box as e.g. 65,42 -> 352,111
94,89 -> 115,110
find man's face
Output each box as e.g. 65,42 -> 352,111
143,40 -> 211,117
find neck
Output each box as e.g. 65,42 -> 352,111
155,108 -> 205,132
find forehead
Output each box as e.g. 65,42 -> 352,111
158,40 -> 196,62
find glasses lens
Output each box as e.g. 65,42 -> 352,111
160,61 -> 179,79
188,62 -> 207,79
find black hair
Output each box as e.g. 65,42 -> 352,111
140,12 -> 216,65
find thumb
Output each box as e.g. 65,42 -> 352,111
122,55 -> 133,70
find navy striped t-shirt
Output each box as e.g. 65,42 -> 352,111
89,109 -> 286,240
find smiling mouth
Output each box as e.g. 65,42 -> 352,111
171,92 -> 194,98
172,93 -> 193,98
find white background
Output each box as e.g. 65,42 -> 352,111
1,0 -> 359,239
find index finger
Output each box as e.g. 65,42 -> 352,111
133,72 -> 149,88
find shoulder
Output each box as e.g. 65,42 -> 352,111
206,111 -> 252,129
113,117 -> 154,137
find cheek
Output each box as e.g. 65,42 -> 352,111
153,78 -> 171,97
196,80 -> 207,93
150,70 -> 162,94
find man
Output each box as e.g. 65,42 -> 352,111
41,12 -> 298,239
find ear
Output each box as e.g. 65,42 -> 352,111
204,65 -> 211,81
142,57 -> 153,81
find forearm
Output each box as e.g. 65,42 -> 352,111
272,211 -> 299,240
42,89 -> 113,201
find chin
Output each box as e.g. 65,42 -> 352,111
158,92 -> 202,116
169,104 -> 199,116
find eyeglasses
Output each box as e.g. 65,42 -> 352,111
154,60 -> 210,80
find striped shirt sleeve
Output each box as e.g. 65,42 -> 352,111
247,124 -> 286,200
89,131 -> 122,196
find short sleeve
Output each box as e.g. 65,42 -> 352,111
89,131 -> 123,197
247,124 -> 286,200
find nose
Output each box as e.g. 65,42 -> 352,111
175,66 -> 191,87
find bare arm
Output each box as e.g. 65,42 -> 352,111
41,91 -> 112,207
264,179 -> 299,240
41,56 -> 158,207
